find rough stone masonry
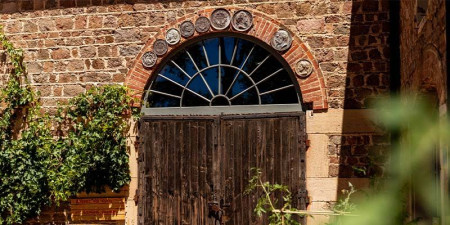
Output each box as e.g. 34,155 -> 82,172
0,0 -> 391,224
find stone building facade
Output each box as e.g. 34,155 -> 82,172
400,0 -> 447,108
0,0 -> 446,224
399,0 -> 448,223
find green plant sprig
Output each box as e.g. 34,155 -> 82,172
245,168 -> 301,225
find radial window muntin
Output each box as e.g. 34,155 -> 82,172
143,33 -> 303,115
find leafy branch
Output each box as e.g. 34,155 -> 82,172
245,168 -> 301,225
246,168 -> 357,225
332,182 -> 357,214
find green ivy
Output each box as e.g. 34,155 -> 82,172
0,26 -> 138,224
52,85 -> 137,198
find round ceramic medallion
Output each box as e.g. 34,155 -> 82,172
231,10 -> 253,32
153,39 -> 168,56
295,59 -> 313,78
195,16 -> 211,33
165,28 -> 181,45
270,29 -> 292,52
180,21 -> 195,38
210,8 -> 231,30
142,51 -> 157,68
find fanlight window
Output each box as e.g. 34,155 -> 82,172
143,36 -> 302,114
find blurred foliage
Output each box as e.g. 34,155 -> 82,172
247,95 -> 449,225
329,95 -> 449,225
0,26 -> 138,224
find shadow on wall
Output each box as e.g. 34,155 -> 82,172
335,0 -> 391,199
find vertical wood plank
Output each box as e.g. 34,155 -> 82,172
206,120 -> 214,225
176,121 -> 183,225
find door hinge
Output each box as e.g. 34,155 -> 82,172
134,188 -> 139,204
297,189 -> 310,208
134,136 -> 140,152
305,139 -> 311,148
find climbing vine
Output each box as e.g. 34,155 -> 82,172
0,26 -> 138,224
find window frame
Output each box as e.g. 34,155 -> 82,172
142,32 -> 304,115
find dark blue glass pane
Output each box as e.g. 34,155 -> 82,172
261,87 -> 299,104
257,70 -> 292,93
182,91 -> 210,107
231,87 -> 259,105
211,95 -> 230,106
173,51 -> 198,77
232,38 -> 254,68
186,41 -> 209,70
159,64 -> 189,86
186,75 -> 213,99
250,56 -> 284,83
220,37 -> 237,65
146,93 -> 179,107
227,73 -> 254,98
152,76 -> 183,96
203,38 -> 219,65
221,66 -> 239,95
201,67 -> 219,95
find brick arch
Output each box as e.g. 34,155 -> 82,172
125,7 -> 328,110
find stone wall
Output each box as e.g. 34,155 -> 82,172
343,0 -> 390,109
400,0 -> 447,108
0,0 -> 390,111
399,0 -> 447,223
0,0 -> 391,224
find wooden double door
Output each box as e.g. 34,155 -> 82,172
138,113 -> 307,225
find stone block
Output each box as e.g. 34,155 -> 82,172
51,48 -> 71,60
127,136 -> 138,179
127,178 -> 138,201
67,59 -> 85,71
80,46 -> 97,58
306,134 -> 329,178
74,15 -> 87,29
125,198 -> 138,225
64,84 -> 85,97
297,19 -> 325,34
55,17 -> 73,30
306,201 -> 332,225
306,109 -> 382,134
306,177 -> 370,202
88,16 -> 103,28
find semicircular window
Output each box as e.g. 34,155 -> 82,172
144,36 -> 302,114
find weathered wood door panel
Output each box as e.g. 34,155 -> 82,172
218,114 -> 306,225
139,113 -> 306,225
139,118 -> 217,225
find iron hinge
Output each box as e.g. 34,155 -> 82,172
134,188 -> 139,204
297,189 -> 310,207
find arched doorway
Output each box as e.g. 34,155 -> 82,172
135,14 -> 312,224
